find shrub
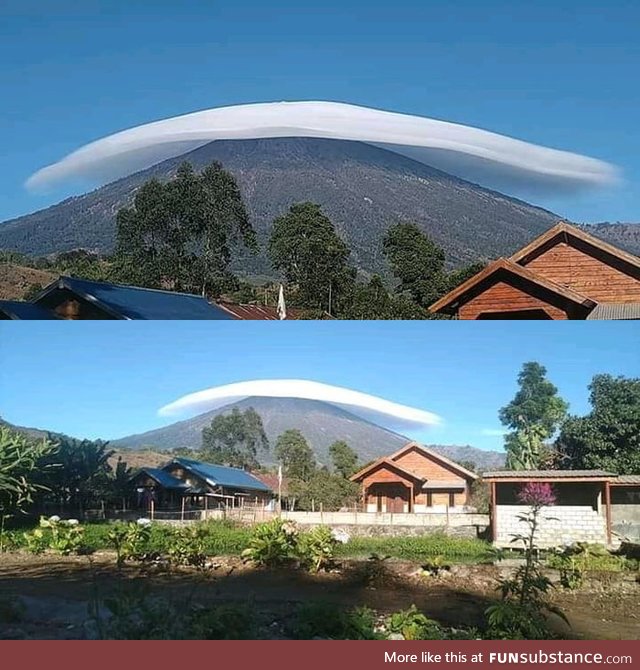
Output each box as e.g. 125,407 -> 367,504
297,525 -> 339,572
23,516 -> 86,555
387,605 -> 443,640
290,602 -> 381,639
241,518 -> 298,568
106,519 -> 152,565
167,525 -> 208,569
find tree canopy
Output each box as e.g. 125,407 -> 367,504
201,408 -> 269,470
556,374 -> 640,474
113,161 -> 256,297
329,440 -> 359,478
274,429 -> 316,482
268,202 -> 355,313
499,362 -> 568,470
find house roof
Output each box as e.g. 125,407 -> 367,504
422,480 -> 467,490
169,457 -> 272,492
215,301 -> 305,320
510,221 -> 640,273
586,303 -> 640,320
428,257 -> 595,315
0,300 -> 60,320
135,467 -> 189,489
611,474 -> 640,486
34,276 -> 236,320
350,457 -> 426,484
389,442 -> 480,480
483,469 -> 617,482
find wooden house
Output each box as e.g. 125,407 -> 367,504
430,222 -> 640,320
350,442 -> 478,513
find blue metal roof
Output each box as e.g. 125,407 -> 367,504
139,467 -> 189,489
43,277 -> 237,320
0,300 -> 60,320
171,457 -> 272,492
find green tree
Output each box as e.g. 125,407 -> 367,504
274,430 -> 316,482
446,261 -> 487,292
342,275 -> 427,320
556,374 -> 640,474
113,161 -> 256,297
382,223 -> 447,308
329,440 -> 359,478
499,362 -> 568,470
289,468 -> 360,511
0,426 -> 56,517
268,202 -> 355,313
201,408 -> 268,470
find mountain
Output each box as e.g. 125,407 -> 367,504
110,396 -> 505,471
0,137 -> 565,273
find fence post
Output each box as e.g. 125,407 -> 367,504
101,500 -> 105,520
320,502 -> 324,524
150,499 -> 155,521
181,497 -> 186,522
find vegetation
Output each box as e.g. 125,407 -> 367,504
499,362 -> 568,470
556,374 -> 640,474
328,440 -> 358,478
201,407 -> 269,469
274,429 -> 316,482
113,162 -> 257,297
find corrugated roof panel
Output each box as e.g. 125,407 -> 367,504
482,469 -> 617,479
59,277 -> 236,320
0,300 -> 60,320
139,467 -> 189,489
172,458 -> 272,492
587,303 -> 640,320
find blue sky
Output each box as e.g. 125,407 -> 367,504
1,0 -> 639,225
1,321 -> 637,451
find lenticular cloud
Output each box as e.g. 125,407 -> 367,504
26,101 -> 617,193
158,379 -> 441,430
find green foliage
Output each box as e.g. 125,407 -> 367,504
297,525 -> 339,572
342,275 -> 427,320
288,468 -> 360,511
274,429 -> 315,482
485,599 -> 554,640
113,161 -> 256,297
290,602 -> 380,639
268,202 -> 355,312
546,543 -> 629,579
166,525 -> 209,568
0,426 -> 56,517
23,516 -> 86,555
499,362 -> 568,470
328,440 -> 358,478
200,407 -> 269,470
387,605 -> 443,640
241,518 -> 299,567
382,223 -> 447,308
556,374 -> 640,474
106,520 -> 152,565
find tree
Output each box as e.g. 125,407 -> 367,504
201,408 -> 269,470
499,362 -> 568,470
329,440 -> 359,478
382,223 -> 447,308
556,374 -> 640,474
268,202 -> 355,313
341,275 -> 427,320
113,161 -> 256,297
0,426 -> 56,518
274,430 -> 316,482
288,468 -> 360,511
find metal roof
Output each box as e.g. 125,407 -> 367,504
38,277 -> 237,320
0,300 -> 60,320
171,457 -> 272,492
586,303 -> 640,320
138,467 -> 189,489
482,469 -> 617,479
613,475 -> 640,485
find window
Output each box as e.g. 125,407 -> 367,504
449,492 -> 456,507
426,492 -> 433,507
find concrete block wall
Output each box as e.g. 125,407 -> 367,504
495,505 -> 607,548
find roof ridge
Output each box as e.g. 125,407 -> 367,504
59,275 -> 212,301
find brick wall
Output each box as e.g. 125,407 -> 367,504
495,505 -> 607,548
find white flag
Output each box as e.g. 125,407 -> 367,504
277,284 -> 287,320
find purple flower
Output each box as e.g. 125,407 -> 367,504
517,481 -> 556,507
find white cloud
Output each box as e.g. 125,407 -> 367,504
26,101 -> 619,194
158,378 -> 441,430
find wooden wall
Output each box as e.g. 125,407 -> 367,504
524,241 -> 640,303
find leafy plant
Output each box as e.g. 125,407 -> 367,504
241,518 -> 298,568
387,605 -> 443,640
290,602 -> 381,639
297,525 -> 339,572
39,516 -> 85,555
167,525 -> 209,569
106,519 -> 152,566
420,555 -> 451,576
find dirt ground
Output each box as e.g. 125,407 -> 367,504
0,552 -> 638,639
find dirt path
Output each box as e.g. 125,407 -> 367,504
0,553 -> 638,639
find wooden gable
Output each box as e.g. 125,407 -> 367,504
389,442 -> 476,484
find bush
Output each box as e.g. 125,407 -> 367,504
106,519 -> 153,565
23,516 -> 86,555
387,605 -> 443,640
241,518 -> 298,568
297,526 -> 339,572
290,602 -> 381,639
167,525 -> 208,568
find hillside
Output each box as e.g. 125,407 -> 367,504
0,137 -> 565,273
0,262 -> 56,300
110,396 -> 505,471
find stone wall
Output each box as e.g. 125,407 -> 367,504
494,505 -> 607,548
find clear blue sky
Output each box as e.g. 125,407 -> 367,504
1,0 -> 639,225
1,321 -> 638,452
